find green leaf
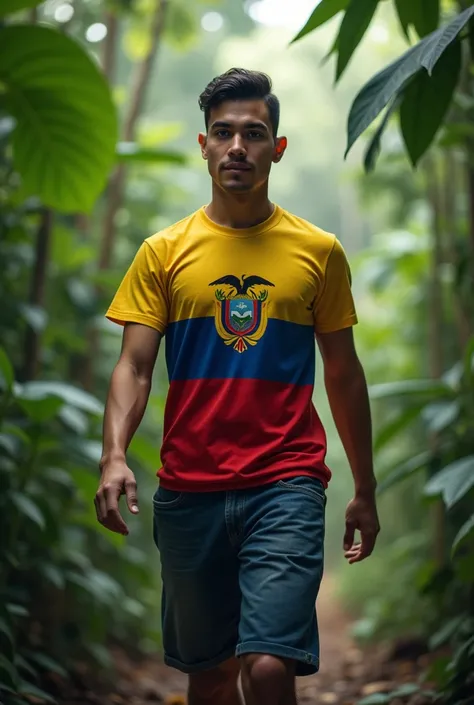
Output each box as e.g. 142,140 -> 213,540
421,5 -> 474,75
0,347 -> 14,390
357,694 -> 391,705
116,142 -> 186,164
391,684 -> 421,698
414,0 -> 440,38
0,617 -> 14,646
364,96 -> 401,172
0,25 -> 118,213
345,5 -> 474,158
58,405 -> 89,435
19,679 -> 57,703
0,654 -> 18,691
424,455 -> 474,509
429,615 -> 464,650
40,563 -> 65,590
16,381 -> 103,415
17,396 -> 64,423
377,451 -> 431,494
400,40 -> 461,166
26,652 -> 67,678
422,400 -> 460,435
394,0 -> 412,39
335,0 -> 379,81
290,0 -> 349,44
370,378 -> 451,400
15,654 -> 38,680
11,492 -> 45,530
0,0 -> 43,17
452,514 -> 474,555
374,402 -> 423,453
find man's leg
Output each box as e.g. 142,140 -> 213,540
240,654 -> 297,705
152,487 -> 241,699
188,657 -> 242,705
236,476 -> 327,705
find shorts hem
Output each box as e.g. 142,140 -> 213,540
236,641 -> 319,676
163,647 -> 237,674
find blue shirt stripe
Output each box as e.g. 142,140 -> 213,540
165,316 -> 315,386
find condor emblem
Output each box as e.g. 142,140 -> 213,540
209,274 -> 274,353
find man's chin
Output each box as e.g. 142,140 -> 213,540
219,177 -> 254,193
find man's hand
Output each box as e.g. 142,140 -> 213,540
94,461 -> 139,535
344,493 -> 380,564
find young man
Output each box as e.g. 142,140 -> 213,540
95,68 -> 380,705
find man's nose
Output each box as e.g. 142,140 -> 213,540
228,135 -> 246,157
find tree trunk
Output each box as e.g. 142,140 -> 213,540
100,0 -> 169,271
22,209 -> 54,381
444,151 -> 472,350
425,156 -> 446,568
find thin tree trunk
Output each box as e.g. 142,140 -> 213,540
444,151 -> 472,349
425,156 -> 446,568
102,11 -> 119,83
100,0 -> 169,271
23,209 -> 54,381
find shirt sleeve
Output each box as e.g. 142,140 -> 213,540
313,237 -> 358,334
105,240 -> 168,334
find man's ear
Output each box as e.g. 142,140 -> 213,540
273,136 -> 287,163
198,133 -> 208,160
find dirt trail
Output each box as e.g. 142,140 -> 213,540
54,573 -> 433,704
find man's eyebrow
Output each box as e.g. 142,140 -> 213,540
210,120 -> 269,131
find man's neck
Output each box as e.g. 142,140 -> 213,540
205,184 -> 274,230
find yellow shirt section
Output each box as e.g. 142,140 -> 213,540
106,205 -> 358,335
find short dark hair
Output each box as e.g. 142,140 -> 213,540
198,68 -> 280,137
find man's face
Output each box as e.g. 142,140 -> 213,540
199,99 -> 286,193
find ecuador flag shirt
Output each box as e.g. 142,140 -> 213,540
106,204 -> 358,491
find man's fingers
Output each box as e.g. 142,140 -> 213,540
343,521 -> 356,551
347,531 -> 377,564
125,478 -> 139,514
97,483 -> 128,535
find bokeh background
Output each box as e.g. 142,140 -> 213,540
1,1 -> 473,704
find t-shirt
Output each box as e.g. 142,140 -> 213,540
106,204 -> 358,491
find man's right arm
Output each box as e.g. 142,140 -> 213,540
95,322 -> 161,535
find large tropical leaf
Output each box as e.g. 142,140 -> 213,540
0,25 -> 118,213
0,0 -> 43,17
345,5 -> 474,159
335,0 -> 379,81
424,455 -> 474,509
400,40 -> 461,166
290,0 -> 349,44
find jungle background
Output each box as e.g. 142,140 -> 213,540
1,0 -> 473,704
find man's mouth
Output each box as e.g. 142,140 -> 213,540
224,162 -> 251,171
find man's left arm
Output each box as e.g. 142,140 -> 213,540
316,327 -> 380,564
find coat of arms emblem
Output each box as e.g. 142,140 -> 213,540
209,274 -> 274,353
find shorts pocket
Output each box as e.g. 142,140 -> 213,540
276,477 -> 326,504
153,485 -> 185,510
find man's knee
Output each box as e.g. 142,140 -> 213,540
189,657 -> 240,699
242,653 -> 294,693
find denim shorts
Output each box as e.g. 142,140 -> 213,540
152,475 -> 326,676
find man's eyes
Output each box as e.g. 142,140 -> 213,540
214,130 -> 264,139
